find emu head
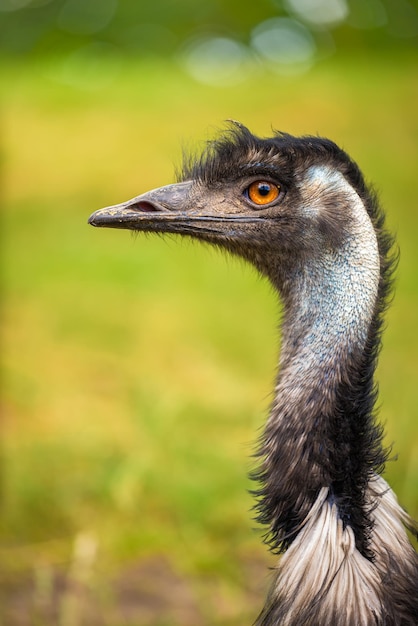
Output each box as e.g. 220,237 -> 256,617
88,124 -> 376,294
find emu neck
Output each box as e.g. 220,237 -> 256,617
258,179 -> 382,554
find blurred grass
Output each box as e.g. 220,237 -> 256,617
1,51 -> 418,624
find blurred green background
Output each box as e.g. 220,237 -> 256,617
1,0 -> 418,624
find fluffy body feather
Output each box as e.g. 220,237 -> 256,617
89,125 -> 418,625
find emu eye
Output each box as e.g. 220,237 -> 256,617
246,181 -> 280,206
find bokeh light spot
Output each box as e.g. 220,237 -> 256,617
251,18 -> 316,75
284,0 -> 349,27
180,36 -> 254,86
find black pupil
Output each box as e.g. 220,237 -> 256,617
258,183 -> 271,196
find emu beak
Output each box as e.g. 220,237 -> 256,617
88,181 -> 196,232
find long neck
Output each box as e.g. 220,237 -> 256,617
254,190 -> 384,556
254,178 -> 418,626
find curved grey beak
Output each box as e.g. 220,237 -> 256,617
88,181 -> 193,230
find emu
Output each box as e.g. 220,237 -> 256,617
89,125 -> 418,625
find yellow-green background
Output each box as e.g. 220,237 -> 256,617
2,35 -> 417,626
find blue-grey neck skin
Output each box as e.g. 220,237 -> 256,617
253,166 -> 383,555
280,167 -> 379,381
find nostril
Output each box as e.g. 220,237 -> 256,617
131,201 -> 161,212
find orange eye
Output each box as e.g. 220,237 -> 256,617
247,181 -> 280,206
